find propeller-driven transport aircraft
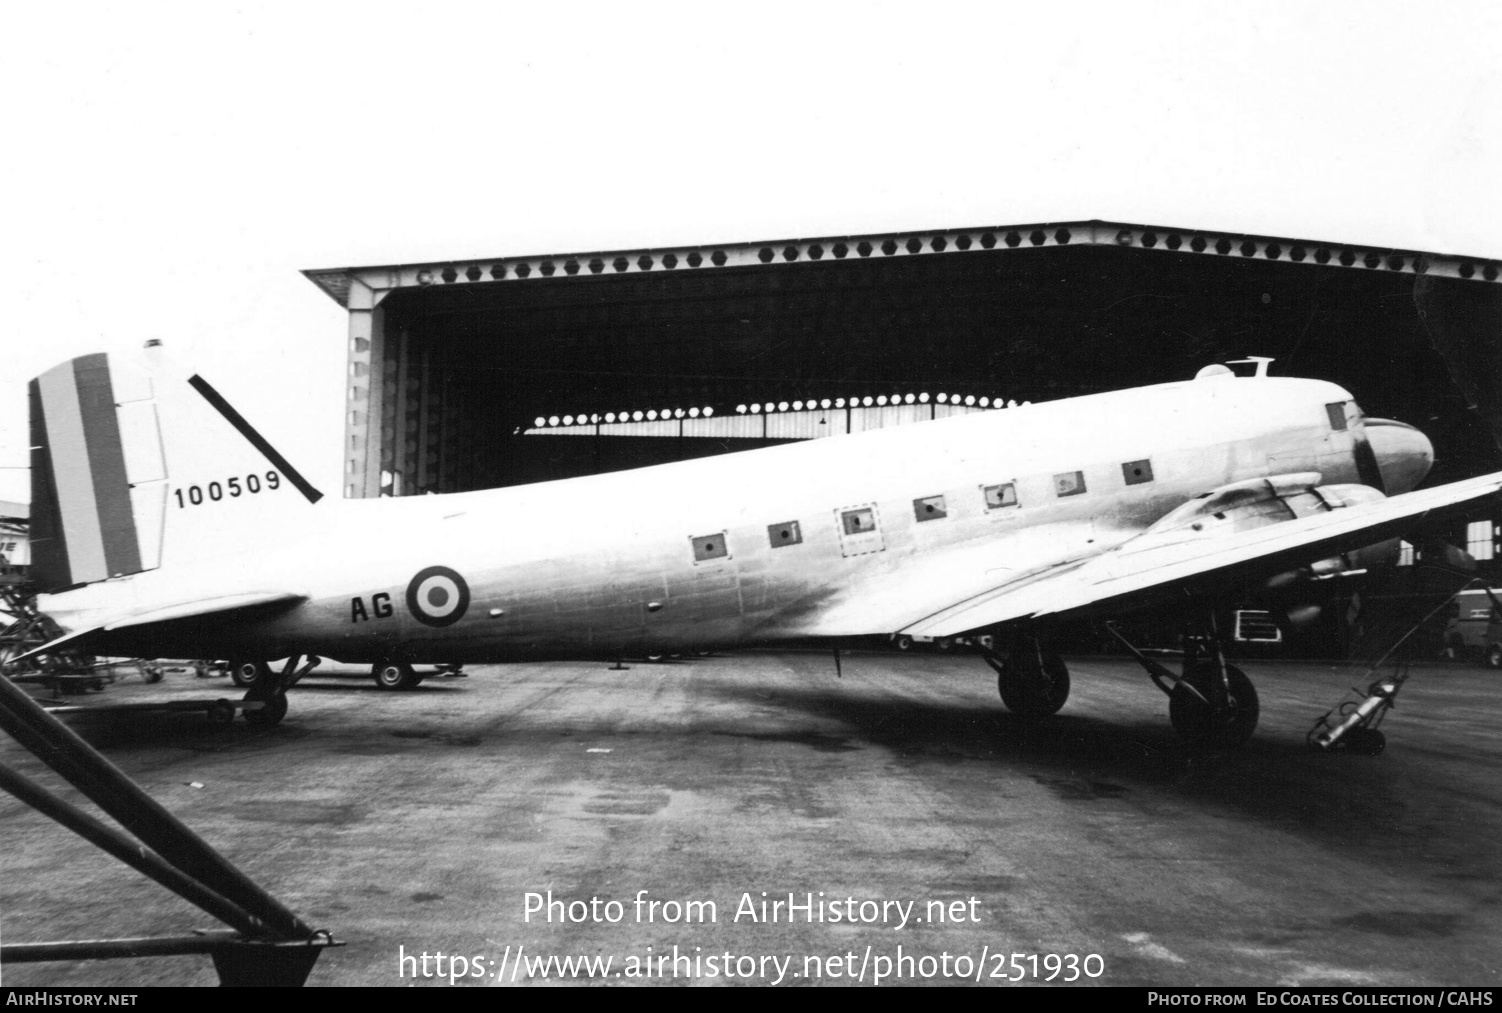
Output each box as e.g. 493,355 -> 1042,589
20,348 -> 1502,749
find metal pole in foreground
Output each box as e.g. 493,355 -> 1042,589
0,671 -> 310,939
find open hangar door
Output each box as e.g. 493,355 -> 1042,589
307,220 -> 1502,497
305,221 -> 1502,657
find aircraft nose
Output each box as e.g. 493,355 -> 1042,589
1364,418 -> 1433,494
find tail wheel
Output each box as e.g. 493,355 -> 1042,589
373,661 -> 420,691
997,652 -> 1071,716
244,693 -> 288,726
1488,643 -> 1502,669
892,635 -> 914,651
1169,663 -> 1260,749
228,659 -> 270,688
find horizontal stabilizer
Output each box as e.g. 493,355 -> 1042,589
17,590 -> 305,662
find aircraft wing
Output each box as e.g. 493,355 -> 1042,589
901,470 -> 1502,638
16,590 -> 306,662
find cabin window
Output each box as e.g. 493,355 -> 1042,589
913,495 -> 947,522
1325,402 -> 1348,431
691,533 -> 729,562
1053,471 -> 1086,497
1122,459 -> 1154,485
983,482 -> 1018,509
841,508 -> 876,535
767,520 -> 802,547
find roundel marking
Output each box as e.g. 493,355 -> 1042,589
406,566 -> 470,627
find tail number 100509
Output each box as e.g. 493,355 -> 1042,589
173,471 -> 281,508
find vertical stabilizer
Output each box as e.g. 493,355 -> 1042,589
29,349 -> 323,592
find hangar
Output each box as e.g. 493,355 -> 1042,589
302,219 -> 1502,656
305,219 -> 1502,499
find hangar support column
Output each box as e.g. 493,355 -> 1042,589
343,278 -> 387,499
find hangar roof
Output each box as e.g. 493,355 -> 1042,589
303,219 -> 1502,307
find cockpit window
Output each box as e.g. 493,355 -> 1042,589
1325,402 -> 1348,431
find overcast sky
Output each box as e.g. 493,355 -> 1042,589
2,2 -> 1498,504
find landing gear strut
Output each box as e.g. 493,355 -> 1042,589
982,626 -> 1071,716
1107,614 -> 1260,749
240,655 -> 319,726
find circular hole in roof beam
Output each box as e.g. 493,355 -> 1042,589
857,241 -> 873,257
1029,229 -> 1046,246
1190,236 -> 1207,252
1363,252 -> 1381,269
1485,264 -> 1499,282
442,266 -> 458,282
711,251 -> 727,266
1387,255 -> 1404,271
1314,248 -> 1331,264
1165,234 -> 1182,250
1264,244 -> 1281,259
662,253 -> 678,269
1141,232 -> 1158,248
490,264 -> 506,279
540,262 -> 556,276
687,251 -> 703,267
808,245 -> 823,260
465,265 -> 482,281
1240,241 -> 1257,257
1115,230 -> 1133,246
1054,228 -> 1071,244
1006,231 -> 1022,247
1215,238 -> 1232,255
832,243 -> 848,258
564,260 -> 580,275
758,248 -> 774,263
1338,250 -> 1355,266
931,237 -> 946,252
588,258 -> 604,274
783,246 -> 799,261
955,234 -> 972,250
1290,246 -> 1306,262
881,240 -> 898,255
613,257 -> 630,272
980,233 -> 996,249
515,263 -> 532,278
637,255 -> 654,271
906,237 -> 923,254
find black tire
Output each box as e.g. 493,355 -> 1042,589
1488,643 -> 1502,670
996,651 -> 1071,716
372,661 -> 419,691
228,659 -> 270,688
892,634 -> 914,651
934,637 -> 954,652
1169,663 -> 1260,749
207,699 -> 236,726
244,693 -> 288,726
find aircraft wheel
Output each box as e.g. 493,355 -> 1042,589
229,659 -> 271,688
244,693 -> 287,726
997,652 -> 1071,716
892,634 -> 914,651
1169,663 -> 1260,749
373,661 -> 420,691
1344,727 -> 1387,755
1487,643 -> 1502,670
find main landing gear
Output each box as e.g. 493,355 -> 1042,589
981,627 -> 1071,717
1106,615 -> 1260,749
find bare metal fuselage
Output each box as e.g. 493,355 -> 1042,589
43,374 -> 1395,663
